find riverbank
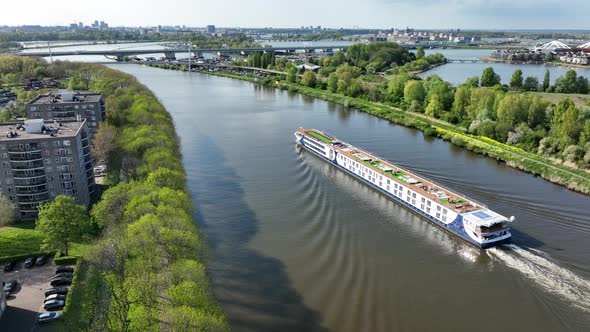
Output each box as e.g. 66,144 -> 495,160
185,67 -> 590,195
480,56 -> 590,70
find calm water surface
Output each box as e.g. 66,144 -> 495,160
113,64 -> 590,332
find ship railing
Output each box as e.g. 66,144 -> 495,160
332,136 -> 488,209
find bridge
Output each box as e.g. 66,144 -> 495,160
18,45 -> 351,61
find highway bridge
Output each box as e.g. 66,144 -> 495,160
18,45 -> 352,61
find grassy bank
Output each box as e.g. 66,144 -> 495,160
193,68 -> 590,194
0,227 -> 43,257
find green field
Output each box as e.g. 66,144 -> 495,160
530,92 -> 590,110
0,227 -> 43,257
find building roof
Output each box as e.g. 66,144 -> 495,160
28,90 -> 102,106
0,119 -> 86,141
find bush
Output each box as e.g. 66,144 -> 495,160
55,256 -> 79,265
0,250 -> 55,264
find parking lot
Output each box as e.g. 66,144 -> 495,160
1,259 -> 58,332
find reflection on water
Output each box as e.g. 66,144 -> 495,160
112,64 -> 590,331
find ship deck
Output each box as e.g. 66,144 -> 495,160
301,128 -> 482,215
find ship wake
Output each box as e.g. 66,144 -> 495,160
488,244 -> 590,312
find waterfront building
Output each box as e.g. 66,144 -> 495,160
0,119 -> 95,220
207,25 -> 216,34
26,90 -> 105,135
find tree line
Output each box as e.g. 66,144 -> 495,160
0,56 -> 226,331
236,43 -> 590,169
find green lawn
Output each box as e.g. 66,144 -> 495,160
307,131 -> 333,144
0,227 -> 43,257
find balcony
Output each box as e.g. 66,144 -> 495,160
17,190 -> 48,196
9,152 -> 43,161
17,193 -> 50,203
14,178 -> 47,187
8,148 -> 41,154
16,185 -> 47,195
13,170 -> 45,178
11,161 -> 45,170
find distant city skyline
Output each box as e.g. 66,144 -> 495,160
3,0 -> 590,30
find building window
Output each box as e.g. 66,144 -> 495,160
437,206 -> 441,211
63,140 -> 71,146
421,204 -> 425,210
427,201 -> 431,206
45,159 -> 51,164
443,209 -> 447,215
436,213 -> 441,219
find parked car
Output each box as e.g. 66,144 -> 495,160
38,312 -> 62,324
43,299 -> 65,311
35,256 -> 48,266
45,287 -> 68,297
3,261 -> 16,272
3,279 -> 18,294
50,277 -> 72,287
44,294 -> 66,302
24,257 -> 36,268
55,266 -> 74,274
53,272 -> 73,279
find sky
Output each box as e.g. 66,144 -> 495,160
2,0 -> 589,30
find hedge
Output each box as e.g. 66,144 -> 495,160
0,250 -> 56,264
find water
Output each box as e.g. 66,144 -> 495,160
419,49 -> 590,85
111,64 -> 590,331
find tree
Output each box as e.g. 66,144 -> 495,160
416,47 -> 425,60
580,120 -> 590,146
36,195 -> 91,256
554,70 -> 577,94
300,71 -> 317,88
286,65 -> 298,83
463,76 -> 479,88
332,51 -> 346,67
543,69 -> 551,92
386,73 -> 410,104
403,80 -> 426,111
481,67 -> 501,87
523,76 -> 539,91
0,194 -> 15,226
327,73 -> 338,92
92,123 -> 117,162
451,86 -> 471,121
425,94 -> 443,118
576,76 -> 589,94
509,69 -> 523,90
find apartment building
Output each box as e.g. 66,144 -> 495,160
0,119 -> 95,220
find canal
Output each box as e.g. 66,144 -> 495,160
112,64 -> 590,332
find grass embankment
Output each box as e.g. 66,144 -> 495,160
194,68 -> 590,195
0,227 -> 43,257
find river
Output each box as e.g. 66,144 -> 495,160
110,64 -> 590,332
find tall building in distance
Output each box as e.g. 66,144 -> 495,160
207,25 -> 216,34
0,119 -> 95,220
26,90 -> 105,136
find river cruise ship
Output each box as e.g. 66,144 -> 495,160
295,128 -> 513,249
